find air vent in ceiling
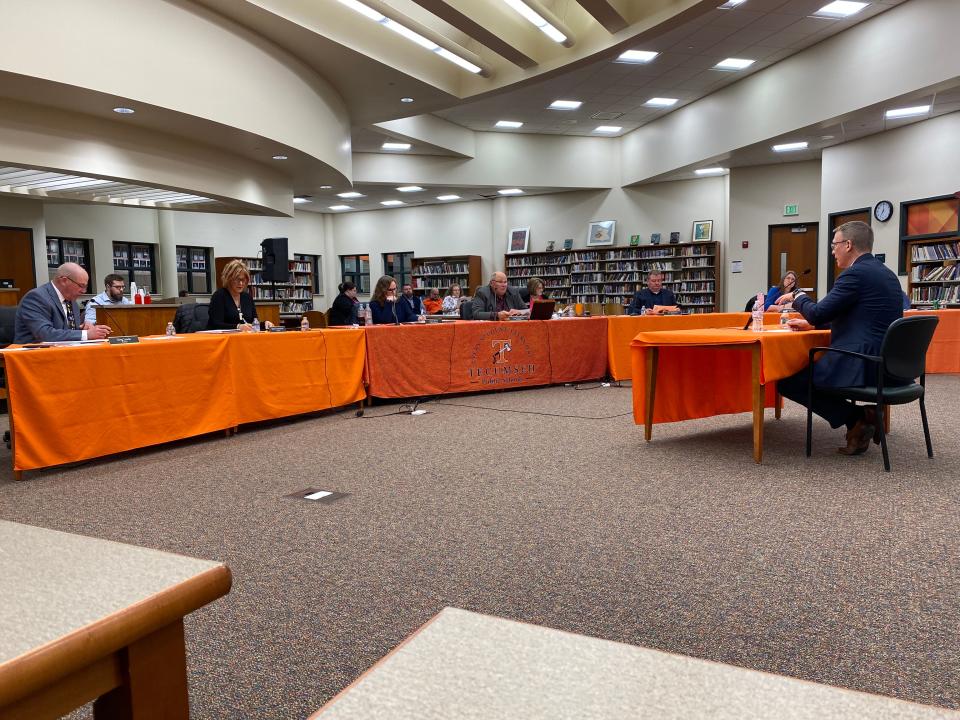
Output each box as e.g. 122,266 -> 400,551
591,111 -> 623,120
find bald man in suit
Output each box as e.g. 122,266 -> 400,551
14,262 -> 112,343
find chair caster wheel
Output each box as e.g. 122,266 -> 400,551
355,409 -> 364,417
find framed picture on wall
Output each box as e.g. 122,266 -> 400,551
586,220 -> 616,247
650,233 -> 661,245
692,220 -> 713,242
669,231 -> 680,244
629,234 -> 641,247
508,227 -> 530,254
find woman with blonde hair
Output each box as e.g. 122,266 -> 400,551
207,259 -> 273,331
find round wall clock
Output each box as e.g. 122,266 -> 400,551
874,200 -> 894,222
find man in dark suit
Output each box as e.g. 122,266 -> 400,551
472,272 -> 526,321
775,221 -> 903,455
14,263 -> 112,343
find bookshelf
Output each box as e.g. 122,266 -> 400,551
907,237 -> 960,307
215,254 -> 317,315
410,255 -> 481,295
505,241 -> 720,312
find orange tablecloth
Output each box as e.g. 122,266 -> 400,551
364,317 -> 608,398
906,309 -> 960,374
630,327 -> 830,425
3,329 -> 366,471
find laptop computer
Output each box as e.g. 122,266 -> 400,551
529,299 -> 556,320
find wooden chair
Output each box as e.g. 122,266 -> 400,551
304,310 -> 327,329
603,303 -> 624,316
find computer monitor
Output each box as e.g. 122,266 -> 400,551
529,299 -> 556,320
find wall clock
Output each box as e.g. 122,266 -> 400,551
874,200 -> 893,222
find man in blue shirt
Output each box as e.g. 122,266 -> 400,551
83,273 -> 132,324
627,270 -> 677,315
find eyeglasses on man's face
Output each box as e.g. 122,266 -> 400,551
59,275 -> 86,290
109,283 -> 126,291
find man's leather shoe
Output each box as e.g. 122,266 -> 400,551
838,418 -> 874,455
862,406 -> 882,445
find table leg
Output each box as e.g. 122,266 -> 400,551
774,390 -> 782,420
644,347 -> 658,442
752,343 -> 763,464
93,619 -> 189,720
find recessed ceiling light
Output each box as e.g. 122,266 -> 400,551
498,188 -> 524,195
714,58 -> 755,70
616,50 -> 658,64
549,100 -> 582,110
885,105 -> 930,119
501,0 -> 567,44
437,194 -> 460,201
320,185 -> 332,190
401,97 -> 414,103
813,1 -> 867,18
397,186 -> 423,192
293,196 -> 313,204
495,120 -> 524,128
772,141 -> 809,152
821,135 -> 835,140
381,199 -> 404,206
329,205 -> 353,211
718,0 -> 746,8
382,142 -> 412,150
645,97 -> 678,107
593,126 -> 622,134
695,167 -> 726,175
337,191 -> 365,198
272,154 -> 288,160
112,107 -> 135,114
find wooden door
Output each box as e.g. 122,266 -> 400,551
0,227 -> 36,300
768,223 -> 818,300
828,209 -> 870,289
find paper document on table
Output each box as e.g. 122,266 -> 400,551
142,335 -> 185,340
39,339 -> 108,346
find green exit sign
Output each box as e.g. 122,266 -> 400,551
784,204 -> 799,216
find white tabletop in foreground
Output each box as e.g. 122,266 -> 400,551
315,607 -> 960,720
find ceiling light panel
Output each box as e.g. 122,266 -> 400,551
498,188 -> 523,195
329,205 -> 353,210
593,126 -> 622,133
772,141 -> 808,152
695,167 -> 726,175
714,58 -> 755,70
885,105 -> 930,119
437,194 -> 460,201
813,1 -> 868,18
496,120 -> 524,128
381,199 -> 404,206
338,191 -> 365,198
397,186 -> 423,192
616,50 -> 658,64
549,100 -> 582,110
382,142 -> 412,150
645,97 -> 678,107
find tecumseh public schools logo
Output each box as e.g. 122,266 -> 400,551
492,339 -> 512,364
468,328 -> 537,386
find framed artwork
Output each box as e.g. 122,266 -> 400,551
693,220 -> 713,242
563,238 -> 573,250
586,220 -> 616,247
546,240 -> 555,252
650,233 -> 661,245
508,227 -> 530,254
669,231 -> 680,244
629,234 -> 640,247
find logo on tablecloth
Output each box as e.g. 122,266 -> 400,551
469,327 -> 537,386
492,339 -> 512,364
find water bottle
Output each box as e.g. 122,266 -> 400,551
365,303 -> 373,326
779,308 -> 790,327
165,321 -> 176,336
751,292 -> 764,332
300,315 -> 310,331
252,318 -> 260,333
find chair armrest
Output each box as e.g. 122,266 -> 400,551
807,346 -> 881,364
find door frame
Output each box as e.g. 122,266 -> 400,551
0,225 -> 38,290
827,208 -> 870,290
767,221 -> 819,297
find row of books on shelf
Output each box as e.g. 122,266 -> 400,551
912,241 -> 959,261
250,288 -> 313,300
911,285 -> 960,304
282,301 -> 312,314
412,276 -> 470,290
507,265 -> 570,276
506,254 -> 571,266
415,262 -> 471,275
911,264 -> 960,282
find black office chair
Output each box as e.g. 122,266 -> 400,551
1,305 -> 15,443
459,300 -> 474,320
172,303 -> 210,333
805,315 -> 939,471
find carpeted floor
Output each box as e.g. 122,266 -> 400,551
2,377 -> 959,719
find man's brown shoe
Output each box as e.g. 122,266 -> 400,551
838,419 -> 875,455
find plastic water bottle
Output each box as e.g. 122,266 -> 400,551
252,318 -> 260,333
165,321 -> 176,336
300,315 -> 310,331
751,293 -> 764,332
365,303 -> 373,326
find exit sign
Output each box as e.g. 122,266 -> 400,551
784,204 -> 799,216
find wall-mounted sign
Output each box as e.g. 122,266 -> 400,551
784,204 -> 799,216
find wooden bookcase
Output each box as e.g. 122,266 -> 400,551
504,241 -> 720,312
215,255 -> 316,315
410,255 -> 481,295
906,237 -> 960,307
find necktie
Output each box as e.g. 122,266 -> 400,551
64,301 -> 77,330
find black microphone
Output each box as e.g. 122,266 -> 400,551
392,300 -> 399,325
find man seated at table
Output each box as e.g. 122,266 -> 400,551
627,271 -> 677,315
422,287 -> 443,315
472,272 -> 526,321
83,273 -> 132,325
774,221 -> 903,456
400,284 -> 424,317
14,263 -> 112,343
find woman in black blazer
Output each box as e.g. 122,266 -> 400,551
207,259 -> 274,331
328,281 -> 359,326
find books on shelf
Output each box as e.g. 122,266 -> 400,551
907,238 -> 960,306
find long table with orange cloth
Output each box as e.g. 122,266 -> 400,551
906,308 -> 960,373
1,329 -> 366,474
364,317 -> 608,398
630,326 -> 830,463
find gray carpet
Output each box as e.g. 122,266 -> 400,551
2,376 -> 959,719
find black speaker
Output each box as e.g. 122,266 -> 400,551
260,237 -> 289,283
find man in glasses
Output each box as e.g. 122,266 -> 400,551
13,262 -> 112,343
83,273 -> 132,325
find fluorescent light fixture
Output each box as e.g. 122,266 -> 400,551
53,178 -> 114,189
320,185 -> 332,189
715,57 -> 755,70
695,167 -> 726,175
718,0 -> 746,8
549,100 -> 582,110
329,205 -> 353,211
337,191 -> 364,198
813,1 -> 867,18
495,120 -> 524,128
498,188 -> 524,195
382,18 -> 437,49
437,194 -> 460,201
293,196 -> 313,204
435,48 -> 482,73
772,141 -> 808,152
337,0 -> 385,21
885,105 -> 930,119
501,0 -> 567,43
401,97 -> 414,103
272,154 -> 288,160
381,199 -> 404,206
397,186 -> 423,192
616,50 -> 658,64
382,142 -> 412,150
112,107 -> 135,114
645,97 -> 678,107
593,126 -> 622,134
